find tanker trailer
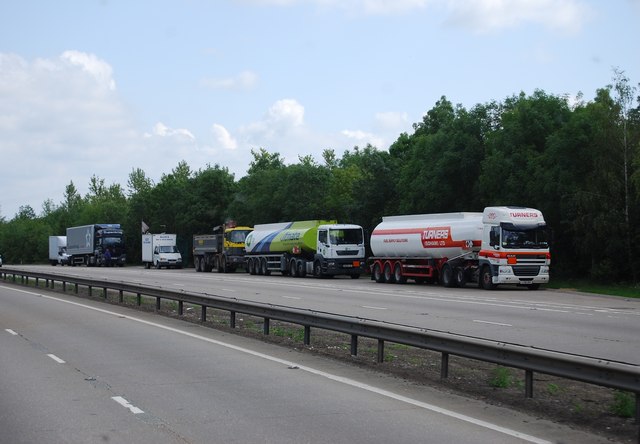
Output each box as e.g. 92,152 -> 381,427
369,206 -> 550,289
244,220 -> 366,278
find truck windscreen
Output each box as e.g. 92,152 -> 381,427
501,227 -> 548,249
329,229 -> 363,245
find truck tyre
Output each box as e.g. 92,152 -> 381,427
373,262 -> 385,283
289,259 -> 298,277
222,256 -> 228,273
155,260 -> 160,269
313,261 -> 322,277
481,266 -> 496,290
393,262 -> 406,284
383,262 -> 395,283
454,267 -> 467,287
441,264 -> 456,288
297,260 -> 307,278
261,258 -> 270,276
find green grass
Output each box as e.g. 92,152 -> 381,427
610,391 -> 635,418
547,279 -> 640,298
489,366 -> 513,388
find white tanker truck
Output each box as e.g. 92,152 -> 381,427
369,206 -> 550,290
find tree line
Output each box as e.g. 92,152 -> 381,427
1,70 -> 638,284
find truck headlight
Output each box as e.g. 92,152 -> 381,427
498,266 -> 513,275
540,266 -> 549,274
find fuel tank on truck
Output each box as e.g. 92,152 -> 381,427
370,213 -> 483,259
245,220 -> 336,254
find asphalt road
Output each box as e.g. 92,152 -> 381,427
0,282 -> 611,444
10,264 -> 638,365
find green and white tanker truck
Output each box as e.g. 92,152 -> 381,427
244,220 -> 366,278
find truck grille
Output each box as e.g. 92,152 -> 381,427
513,266 -> 540,277
336,250 -> 359,256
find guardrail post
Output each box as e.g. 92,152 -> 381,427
377,340 -> 385,363
119,290 -> 123,303
63,281 -> 67,292
304,326 -> 311,345
74,283 -> 78,294
264,318 -> 270,335
525,370 -> 534,398
45,278 -> 49,288
441,353 -> 449,379
230,310 -> 235,328
179,301 -> 184,316
136,293 -> 141,306
156,297 -> 161,311
103,287 -> 108,299
88,285 -> 92,297
351,335 -> 358,356
201,306 -> 206,322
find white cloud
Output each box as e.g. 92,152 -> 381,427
211,123 -> 238,150
444,0 -> 593,34
146,122 -> 195,140
341,129 -> 385,148
61,50 -> 117,91
200,70 -> 258,90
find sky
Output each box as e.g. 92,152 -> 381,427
1,0 -> 639,219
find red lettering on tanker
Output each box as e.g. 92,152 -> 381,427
421,226 -> 450,248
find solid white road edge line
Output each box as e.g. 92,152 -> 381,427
3,285 -> 551,444
5,328 -> 18,335
473,320 -> 513,327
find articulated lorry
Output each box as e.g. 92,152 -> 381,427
369,206 -> 550,289
244,220 -> 366,278
142,234 -> 182,269
193,222 -> 253,272
48,236 -> 71,266
66,224 -> 126,266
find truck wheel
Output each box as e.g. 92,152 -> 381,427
373,262 -> 385,283
297,260 -> 307,277
383,262 -> 395,283
222,256 -> 228,273
261,258 -> 270,276
289,259 -> 298,277
313,261 -> 322,277
481,266 -> 496,290
393,262 -> 406,284
441,264 -> 456,288
454,267 -> 467,287
194,257 -> 200,272
145,262 -> 151,270
155,260 -> 160,269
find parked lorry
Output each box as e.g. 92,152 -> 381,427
244,220 -> 366,278
48,236 -> 71,266
193,222 -> 253,273
142,233 -> 182,269
369,206 -> 550,290
66,224 -> 126,266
